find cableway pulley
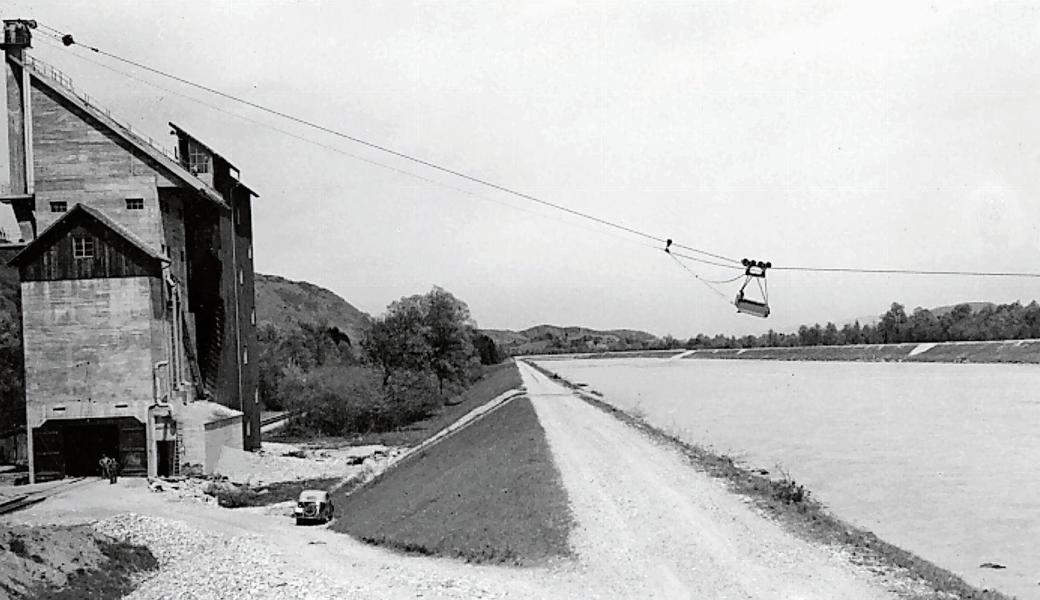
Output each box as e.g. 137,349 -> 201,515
735,258 -> 771,318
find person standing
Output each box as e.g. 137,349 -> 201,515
98,454 -> 110,482
105,456 -> 118,484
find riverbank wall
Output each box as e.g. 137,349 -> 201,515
530,338 -> 1040,364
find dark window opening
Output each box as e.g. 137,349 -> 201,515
50,201 -> 67,213
73,237 -> 95,259
126,198 -> 145,210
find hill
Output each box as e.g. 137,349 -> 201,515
254,273 -> 369,343
483,324 -> 660,355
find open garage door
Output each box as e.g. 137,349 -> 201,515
33,417 -> 146,480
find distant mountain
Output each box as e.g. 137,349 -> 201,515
254,273 -> 369,343
483,325 -> 660,355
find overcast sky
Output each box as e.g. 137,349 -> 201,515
2,1 -> 1039,337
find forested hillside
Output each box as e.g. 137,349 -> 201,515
254,273 -> 368,343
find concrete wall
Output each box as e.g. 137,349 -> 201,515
204,416 -> 243,473
21,277 -> 160,429
30,82 -> 176,247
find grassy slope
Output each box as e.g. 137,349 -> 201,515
331,396 -> 572,566
528,360 -> 1011,600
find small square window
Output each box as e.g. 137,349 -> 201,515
125,198 -> 144,210
72,237 -> 95,259
50,201 -> 67,213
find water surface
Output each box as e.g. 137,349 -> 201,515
538,358 -> 1040,598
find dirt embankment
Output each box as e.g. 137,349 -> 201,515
0,522 -> 156,599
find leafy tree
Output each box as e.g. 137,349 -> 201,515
422,287 -> 478,392
472,333 -> 502,365
361,298 -> 431,385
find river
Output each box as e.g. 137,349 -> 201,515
534,357 -> 1040,599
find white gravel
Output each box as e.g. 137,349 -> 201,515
94,513 -> 366,599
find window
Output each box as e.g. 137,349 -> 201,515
125,198 -> 144,210
180,250 -> 185,263
50,201 -> 67,213
187,142 -> 210,174
247,244 -> 253,260
72,237 -> 95,259
250,308 -> 256,326
238,269 -> 244,285
242,349 -> 249,365
245,420 -> 251,438
255,388 -> 259,405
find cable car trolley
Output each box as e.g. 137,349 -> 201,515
735,258 -> 771,318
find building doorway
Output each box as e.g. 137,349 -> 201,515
156,440 -> 175,477
62,423 -> 118,477
32,417 -> 147,480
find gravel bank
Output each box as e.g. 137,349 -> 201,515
94,513 -> 365,599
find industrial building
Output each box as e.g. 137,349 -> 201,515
1,19 -> 260,482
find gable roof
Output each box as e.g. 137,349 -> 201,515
7,203 -> 167,267
11,54 -> 228,209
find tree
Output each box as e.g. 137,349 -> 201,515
879,303 -> 908,343
361,298 -> 431,385
472,333 -> 502,365
422,287 -> 478,392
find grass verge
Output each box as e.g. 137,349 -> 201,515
525,360 -> 1012,600
270,361 -> 523,448
330,395 -> 572,566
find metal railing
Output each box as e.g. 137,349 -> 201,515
23,55 -> 181,164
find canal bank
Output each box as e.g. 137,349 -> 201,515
529,357 -> 1028,599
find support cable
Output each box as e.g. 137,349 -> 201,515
36,24 -> 1040,281
38,23 -> 740,266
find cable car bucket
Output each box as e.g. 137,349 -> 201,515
735,258 -> 771,318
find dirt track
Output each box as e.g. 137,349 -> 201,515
2,364 -> 909,599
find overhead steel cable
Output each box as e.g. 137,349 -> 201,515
36,34 -> 746,277
38,23 -> 1040,282
40,22 -> 741,267
771,266 -> 1040,278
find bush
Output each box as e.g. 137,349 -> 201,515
281,366 -> 444,437
772,478 -> 810,505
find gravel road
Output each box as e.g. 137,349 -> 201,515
518,360 -> 900,599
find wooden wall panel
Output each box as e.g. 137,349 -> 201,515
19,220 -> 159,282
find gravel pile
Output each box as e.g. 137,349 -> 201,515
93,513 -> 365,599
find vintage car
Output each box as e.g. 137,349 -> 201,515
294,489 -> 334,525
